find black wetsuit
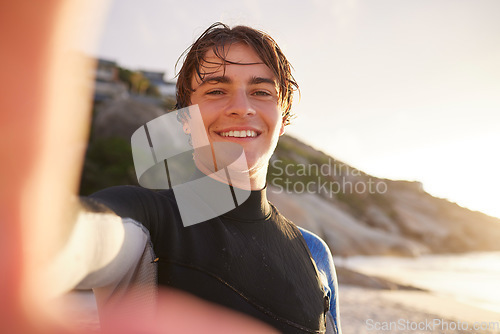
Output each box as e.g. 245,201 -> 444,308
90,182 -> 332,333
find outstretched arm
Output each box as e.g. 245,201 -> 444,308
1,0 -> 112,331
44,203 -> 150,298
1,2 -> 278,333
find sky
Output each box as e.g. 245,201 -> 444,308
82,0 -> 500,219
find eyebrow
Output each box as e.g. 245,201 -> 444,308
197,75 -> 276,87
249,76 -> 276,86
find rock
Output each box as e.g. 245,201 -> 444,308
268,187 -> 429,257
335,266 -> 425,291
93,98 -> 167,140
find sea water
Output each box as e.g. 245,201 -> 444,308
336,251 -> 500,314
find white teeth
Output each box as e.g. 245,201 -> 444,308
219,130 -> 257,138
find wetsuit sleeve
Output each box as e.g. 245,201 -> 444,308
76,186 -> 165,289
298,227 -> 342,334
45,186 -> 159,296
88,186 -> 160,228
88,185 -> 169,240
45,208 -> 148,296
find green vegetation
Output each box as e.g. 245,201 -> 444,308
79,137 -> 137,196
118,67 -> 160,96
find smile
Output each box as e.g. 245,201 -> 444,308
218,130 -> 259,138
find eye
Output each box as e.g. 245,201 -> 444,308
206,89 -> 225,95
253,90 -> 272,96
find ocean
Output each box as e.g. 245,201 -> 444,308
335,251 -> 500,314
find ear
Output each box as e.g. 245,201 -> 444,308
279,120 -> 286,136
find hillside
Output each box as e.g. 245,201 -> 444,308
81,99 -> 500,256
267,135 -> 500,256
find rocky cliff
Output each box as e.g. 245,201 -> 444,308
267,135 -> 500,256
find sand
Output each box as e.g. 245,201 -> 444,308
339,285 -> 500,334
55,286 -> 500,333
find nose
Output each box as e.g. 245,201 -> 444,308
226,90 -> 256,117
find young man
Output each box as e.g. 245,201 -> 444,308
56,23 -> 341,334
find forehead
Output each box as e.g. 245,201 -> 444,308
206,43 -> 262,64
192,43 -> 275,83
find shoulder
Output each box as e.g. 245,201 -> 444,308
267,204 -> 332,263
90,185 -> 171,199
297,227 -> 337,302
297,227 -> 334,271
90,185 -> 175,207
298,227 -> 341,330
88,185 -> 178,229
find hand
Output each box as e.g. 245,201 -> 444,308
0,1 -> 276,333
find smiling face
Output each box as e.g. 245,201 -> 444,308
189,43 -> 285,189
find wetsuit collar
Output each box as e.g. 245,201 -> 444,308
222,185 -> 272,222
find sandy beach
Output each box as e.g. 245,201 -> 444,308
339,285 -> 500,334
55,285 -> 499,333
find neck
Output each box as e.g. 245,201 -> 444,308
246,164 -> 268,190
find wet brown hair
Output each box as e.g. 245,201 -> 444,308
175,22 -> 299,125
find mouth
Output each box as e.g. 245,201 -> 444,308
216,129 -> 260,138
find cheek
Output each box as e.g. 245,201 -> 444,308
196,104 -> 217,128
266,110 -> 283,131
